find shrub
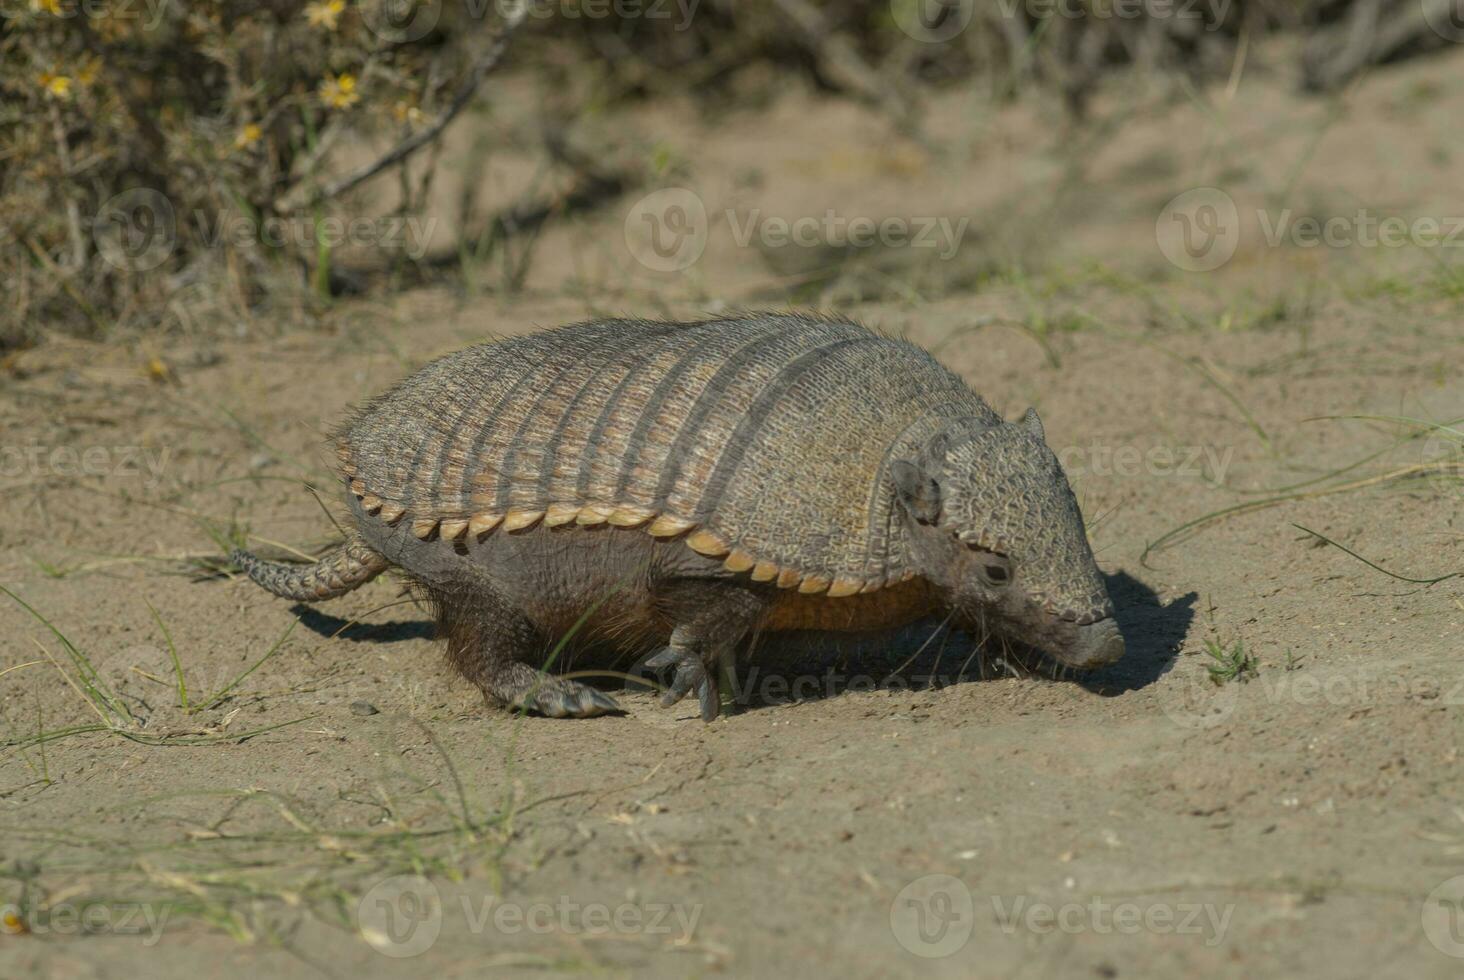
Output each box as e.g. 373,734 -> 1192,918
0,0 -> 510,346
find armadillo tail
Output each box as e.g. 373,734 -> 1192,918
231,534 -> 390,601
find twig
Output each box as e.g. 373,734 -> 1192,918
275,1 -> 528,213
1292,524 -> 1462,586
428,135 -> 634,269
1143,462 -> 1457,562
1301,0 -> 1451,92
49,102 -> 87,270
770,0 -> 920,137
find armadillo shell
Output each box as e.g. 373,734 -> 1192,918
335,314 -> 998,588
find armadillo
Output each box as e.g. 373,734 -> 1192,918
232,313 -> 1122,721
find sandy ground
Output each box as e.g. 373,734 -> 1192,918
3,41 -> 1464,979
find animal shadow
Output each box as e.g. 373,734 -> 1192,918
1078,572 -> 1196,695
292,605 -> 436,644
706,570 -> 1196,713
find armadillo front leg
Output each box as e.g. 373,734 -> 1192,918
429,582 -> 620,719
648,582 -> 772,722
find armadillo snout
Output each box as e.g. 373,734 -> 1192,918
1057,617 -> 1125,669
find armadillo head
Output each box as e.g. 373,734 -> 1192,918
890,411 -> 1122,670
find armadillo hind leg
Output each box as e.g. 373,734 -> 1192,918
426,579 -> 621,719
646,582 -> 773,722
232,532 -> 389,601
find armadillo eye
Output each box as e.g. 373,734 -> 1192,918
979,559 -> 1011,587
959,538 -> 1012,586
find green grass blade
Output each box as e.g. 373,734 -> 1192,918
195,618 -> 299,713
145,598 -> 190,712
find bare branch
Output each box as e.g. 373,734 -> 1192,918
274,1 -> 528,214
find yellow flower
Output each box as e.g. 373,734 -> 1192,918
306,0 -> 345,30
38,72 -> 72,99
76,57 -> 101,87
1,907 -> 28,935
319,73 -> 359,109
392,100 -> 425,125
234,122 -> 263,150
32,0 -> 62,14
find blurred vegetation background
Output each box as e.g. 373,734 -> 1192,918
2,0 -> 1458,349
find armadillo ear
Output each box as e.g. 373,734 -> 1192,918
1021,407 -> 1044,441
891,460 -> 942,525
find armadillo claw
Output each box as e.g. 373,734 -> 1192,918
515,680 -> 621,719
645,648 -> 720,722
